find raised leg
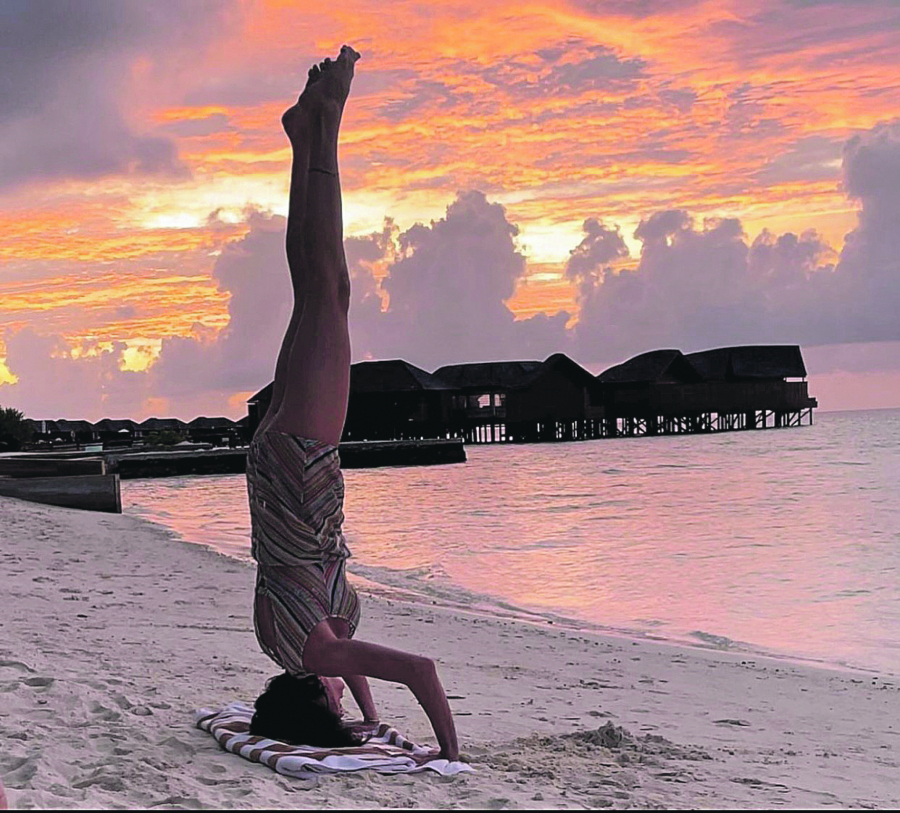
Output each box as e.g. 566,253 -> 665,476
265,46 -> 360,446
257,65 -> 315,435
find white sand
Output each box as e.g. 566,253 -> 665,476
1,495 -> 898,809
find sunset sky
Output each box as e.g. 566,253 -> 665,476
2,0 -> 900,420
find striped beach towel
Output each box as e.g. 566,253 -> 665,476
195,702 -> 472,777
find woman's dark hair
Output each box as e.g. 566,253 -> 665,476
250,672 -> 364,747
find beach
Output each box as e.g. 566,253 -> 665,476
1,495 -> 898,809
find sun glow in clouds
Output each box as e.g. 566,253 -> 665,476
2,0 -> 900,415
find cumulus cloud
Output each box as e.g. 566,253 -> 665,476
833,121 -> 900,342
0,0 -> 241,191
566,121 -> 900,363
567,210 -> 844,363
150,209 -> 292,398
565,218 -> 629,292
570,212 -> 760,360
2,330 -> 150,419
2,209 -> 290,419
352,190 -> 570,368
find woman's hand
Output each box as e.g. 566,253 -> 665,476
345,719 -> 380,737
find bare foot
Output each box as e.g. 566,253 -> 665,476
282,45 -> 360,145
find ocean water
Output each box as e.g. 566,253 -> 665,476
122,408 -> 900,676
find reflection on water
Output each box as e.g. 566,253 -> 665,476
123,409 -> 900,675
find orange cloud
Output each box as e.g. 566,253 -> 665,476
3,0 -> 900,416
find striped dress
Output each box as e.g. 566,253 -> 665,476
246,427 -> 360,676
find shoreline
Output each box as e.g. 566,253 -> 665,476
2,495 -> 898,808
125,492 -> 896,682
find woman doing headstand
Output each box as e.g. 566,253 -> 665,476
246,45 -> 459,760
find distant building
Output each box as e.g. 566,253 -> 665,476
435,353 -> 596,442
245,345 -> 817,445
22,419 -> 98,448
138,417 -> 188,435
187,416 -> 239,446
93,419 -> 138,448
592,345 -> 817,434
246,383 -> 274,437
343,360 -> 457,441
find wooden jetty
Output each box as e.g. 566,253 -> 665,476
0,456 -> 121,513
106,448 -> 248,479
9,438 -> 467,480
338,438 -> 465,469
100,439 -> 465,478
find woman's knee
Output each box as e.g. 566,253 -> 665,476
302,619 -> 345,674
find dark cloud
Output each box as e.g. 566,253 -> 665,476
475,44 -> 645,99
566,0 -> 705,17
755,135 -> 845,184
0,0 -> 241,191
657,88 -> 697,113
565,218 -> 629,296
720,83 -> 785,142
548,48 -> 646,92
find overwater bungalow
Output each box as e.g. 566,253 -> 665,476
137,417 -> 189,439
247,360 -> 456,441
19,419 -> 99,449
342,360 -> 456,441
434,353 -> 596,442
92,418 -> 138,447
591,345 -> 817,435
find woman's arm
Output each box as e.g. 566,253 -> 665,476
344,673 -> 378,721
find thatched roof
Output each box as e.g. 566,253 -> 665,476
248,360 -> 455,404
350,360 -> 455,393
432,360 -> 544,390
598,350 -> 703,384
93,418 -> 137,432
24,419 -> 57,432
539,353 -> 597,386
54,419 -> 95,432
248,382 -> 274,404
139,417 -> 187,431
188,416 -> 237,428
686,345 -> 806,380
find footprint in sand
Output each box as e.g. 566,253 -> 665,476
22,676 -> 54,688
1,754 -> 39,786
158,736 -> 196,758
0,659 -> 35,672
88,700 -> 122,722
